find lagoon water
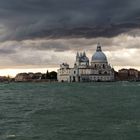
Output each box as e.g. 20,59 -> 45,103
0,82 -> 140,140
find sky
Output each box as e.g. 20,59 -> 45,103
0,0 -> 140,76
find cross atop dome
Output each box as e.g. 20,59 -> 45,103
96,43 -> 102,52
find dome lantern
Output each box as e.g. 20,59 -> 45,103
96,43 -> 102,52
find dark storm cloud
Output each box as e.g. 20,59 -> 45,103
0,0 -> 140,41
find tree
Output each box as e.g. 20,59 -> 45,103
49,71 -> 57,79
46,70 -> 50,79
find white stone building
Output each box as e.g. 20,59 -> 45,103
57,43 -> 114,82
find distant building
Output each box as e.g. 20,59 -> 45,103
129,69 -> 139,80
57,43 -> 115,82
118,69 -> 129,80
15,73 -> 30,82
15,71 -> 57,82
15,72 -> 43,82
118,68 -> 139,81
33,73 -> 42,80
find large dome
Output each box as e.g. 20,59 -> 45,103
91,44 -> 107,63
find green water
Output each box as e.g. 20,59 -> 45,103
0,82 -> 140,140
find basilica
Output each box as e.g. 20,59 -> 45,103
57,43 -> 115,82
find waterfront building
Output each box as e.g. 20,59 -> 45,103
57,43 -> 114,82
15,73 -> 30,82
118,68 -> 139,81
15,72 -> 42,82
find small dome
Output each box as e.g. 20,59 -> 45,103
77,52 -> 89,62
91,43 -> 107,63
81,56 -> 89,62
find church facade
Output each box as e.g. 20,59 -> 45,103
57,43 -> 115,82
